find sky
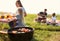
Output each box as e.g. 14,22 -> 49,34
0,0 -> 60,14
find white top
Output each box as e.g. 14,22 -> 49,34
52,16 -> 56,21
16,7 -> 26,27
16,7 -> 25,15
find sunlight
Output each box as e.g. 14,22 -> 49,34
0,0 -> 60,14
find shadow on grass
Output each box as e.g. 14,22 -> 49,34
35,28 -> 60,31
31,38 -> 38,41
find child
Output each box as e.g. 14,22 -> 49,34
51,13 -> 56,24
46,13 -> 56,25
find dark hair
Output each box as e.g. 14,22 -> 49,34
1,16 -> 4,19
16,0 -> 23,7
44,9 -> 47,11
52,13 -> 56,16
7,15 -> 9,18
40,12 -> 44,14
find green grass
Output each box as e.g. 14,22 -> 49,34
25,14 -> 60,41
0,14 -> 60,41
25,14 -> 60,31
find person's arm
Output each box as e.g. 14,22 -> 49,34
24,12 -> 27,17
9,17 -> 17,22
0,19 -> 9,23
22,7 -> 27,17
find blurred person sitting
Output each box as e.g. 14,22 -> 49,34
35,11 -> 46,23
36,9 -> 47,23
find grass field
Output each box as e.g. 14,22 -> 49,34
0,14 -> 60,41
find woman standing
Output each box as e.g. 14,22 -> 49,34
14,0 -> 27,27
0,0 -> 27,28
